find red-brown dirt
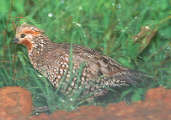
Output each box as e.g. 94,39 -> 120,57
0,86 -> 32,120
0,87 -> 170,120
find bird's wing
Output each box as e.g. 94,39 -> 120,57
71,44 -> 127,76
72,45 -> 152,88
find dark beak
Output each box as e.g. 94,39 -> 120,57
13,38 -> 19,43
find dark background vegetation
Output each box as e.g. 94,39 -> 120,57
0,0 -> 171,112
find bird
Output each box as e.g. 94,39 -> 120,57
14,23 -> 151,98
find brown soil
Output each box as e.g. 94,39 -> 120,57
0,86 -> 32,120
0,87 -> 170,120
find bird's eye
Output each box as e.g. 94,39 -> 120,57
20,34 -> 26,38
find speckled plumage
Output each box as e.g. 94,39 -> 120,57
14,23 -> 150,97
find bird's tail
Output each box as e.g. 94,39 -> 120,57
103,70 -> 154,88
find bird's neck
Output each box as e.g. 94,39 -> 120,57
28,36 -> 53,67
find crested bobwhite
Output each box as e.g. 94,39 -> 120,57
14,23 -> 150,98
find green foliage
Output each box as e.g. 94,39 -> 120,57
0,0 -> 171,112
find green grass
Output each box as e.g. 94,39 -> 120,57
0,0 -> 171,113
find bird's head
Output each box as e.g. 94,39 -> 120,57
14,23 -> 45,51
